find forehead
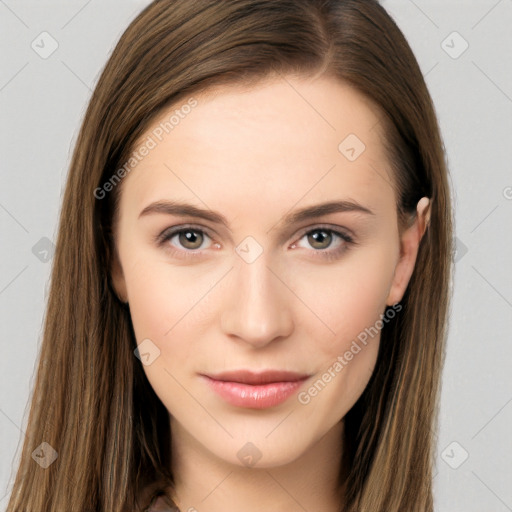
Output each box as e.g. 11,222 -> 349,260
120,75 -> 396,220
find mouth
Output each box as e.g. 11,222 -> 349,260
200,370 -> 311,409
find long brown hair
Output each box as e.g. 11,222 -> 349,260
6,1 -> 453,510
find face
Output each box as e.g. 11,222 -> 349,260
111,74 -> 428,468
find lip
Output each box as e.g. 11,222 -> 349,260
200,370 -> 310,409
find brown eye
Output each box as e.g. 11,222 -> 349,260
291,226 -> 355,262
177,229 -> 204,250
307,229 -> 334,250
157,225 -> 213,255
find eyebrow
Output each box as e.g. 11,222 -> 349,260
138,199 -> 375,229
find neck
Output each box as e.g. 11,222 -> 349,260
169,419 -> 347,512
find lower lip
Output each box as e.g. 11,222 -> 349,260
202,376 -> 307,409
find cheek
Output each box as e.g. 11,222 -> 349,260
123,255 -> 219,362
124,261 -> 177,343
288,245 -> 397,413
123,259 -> 208,408
293,254 -> 395,418
289,244 -> 396,356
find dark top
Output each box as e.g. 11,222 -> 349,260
144,494 -> 180,512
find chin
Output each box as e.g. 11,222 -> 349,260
201,430 -> 318,469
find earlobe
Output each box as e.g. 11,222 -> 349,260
417,196 -> 431,238
110,252 -> 128,304
386,197 -> 431,306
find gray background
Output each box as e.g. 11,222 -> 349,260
1,1 -> 511,510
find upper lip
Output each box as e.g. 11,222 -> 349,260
203,370 -> 310,385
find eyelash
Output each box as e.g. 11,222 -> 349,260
155,223 -> 356,262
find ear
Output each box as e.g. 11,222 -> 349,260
110,248 -> 128,304
386,197 -> 431,306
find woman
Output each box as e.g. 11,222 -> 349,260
6,1 -> 453,511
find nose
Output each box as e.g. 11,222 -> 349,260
220,252 -> 294,348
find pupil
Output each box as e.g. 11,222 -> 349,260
180,230 -> 202,249
309,230 -> 331,249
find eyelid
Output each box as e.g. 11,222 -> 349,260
293,223 -> 355,242
155,223 -> 215,247
156,222 -> 356,259
157,221 -> 354,241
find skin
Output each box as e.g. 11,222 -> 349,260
111,74 -> 430,512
